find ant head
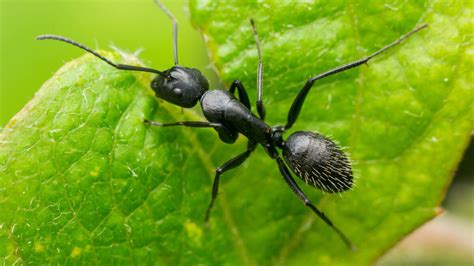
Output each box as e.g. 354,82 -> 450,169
151,66 -> 209,108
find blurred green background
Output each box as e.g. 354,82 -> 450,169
0,0 -> 218,126
1,0 -> 472,265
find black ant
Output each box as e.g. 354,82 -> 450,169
37,0 -> 427,250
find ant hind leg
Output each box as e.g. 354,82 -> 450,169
275,157 -> 356,250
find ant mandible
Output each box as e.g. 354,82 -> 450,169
37,0 -> 427,250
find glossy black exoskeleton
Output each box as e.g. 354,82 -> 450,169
37,0 -> 427,250
152,66 -> 209,108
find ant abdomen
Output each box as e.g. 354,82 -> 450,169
283,131 -> 353,193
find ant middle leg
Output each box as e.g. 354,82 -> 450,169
284,24 -> 428,130
205,141 -> 257,222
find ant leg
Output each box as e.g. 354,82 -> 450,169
154,0 -> 179,65
144,119 -> 222,129
145,119 -> 238,144
205,142 -> 257,222
275,157 -> 356,250
229,80 -> 251,110
250,19 -> 266,120
37,35 -> 168,77
284,24 -> 428,130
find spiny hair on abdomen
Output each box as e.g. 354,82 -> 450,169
283,131 -> 353,193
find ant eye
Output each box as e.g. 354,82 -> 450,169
151,78 -> 159,88
173,88 -> 182,97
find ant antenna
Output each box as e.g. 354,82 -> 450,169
37,34 -> 168,77
365,24 -> 428,61
250,19 -> 266,120
155,0 -> 179,65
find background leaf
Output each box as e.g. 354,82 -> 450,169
0,0 -> 472,265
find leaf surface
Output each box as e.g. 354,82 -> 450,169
0,54 -> 220,265
189,0 -> 473,265
1,0 -> 473,265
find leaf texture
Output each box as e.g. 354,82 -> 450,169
1,0 -> 473,265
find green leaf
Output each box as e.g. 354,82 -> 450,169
0,53 -> 216,264
0,1 -> 472,266
188,0 -> 473,265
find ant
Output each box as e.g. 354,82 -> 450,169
37,0 -> 427,250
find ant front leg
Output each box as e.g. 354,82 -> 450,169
144,119 -> 222,129
229,80 -> 251,111
205,141 -> 257,222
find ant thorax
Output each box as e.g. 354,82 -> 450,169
200,89 -> 271,144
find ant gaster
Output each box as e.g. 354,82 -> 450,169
37,0 -> 427,250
